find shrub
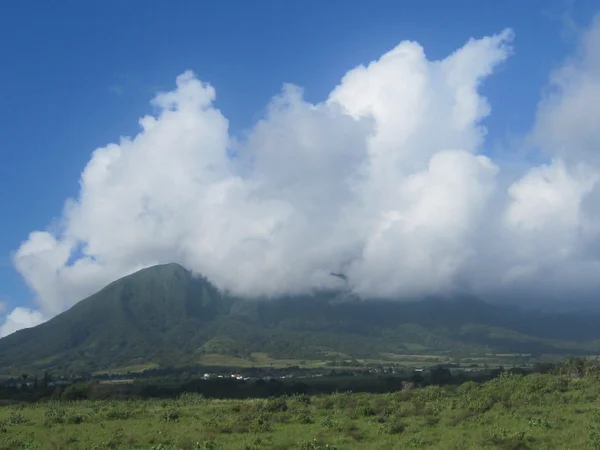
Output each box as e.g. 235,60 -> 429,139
178,392 -> 205,406
406,435 -> 426,448
320,398 -> 334,410
292,394 -> 311,405
43,403 -> 66,426
105,407 -> 135,421
457,381 -> 481,395
248,412 -> 271,433
68,412 -> 86,424
343,426 -> 365,441
161,407 -> 181,423
8,411 -> 28,425
356,405 -> 376,417
379,420 -> 406,435
528,417 -> 551,429
62,382 -> 92,401
298,439 -> 337,450
263,397 -> 288,413
295,411 -> 314,424
482,429 -> 534,448
320,416 -> 337,429
200,440 -> 217,450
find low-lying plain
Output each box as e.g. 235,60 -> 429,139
1,372 -> 600,449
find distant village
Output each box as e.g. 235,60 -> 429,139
0,361 -> 501,391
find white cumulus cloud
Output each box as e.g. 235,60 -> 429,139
0,307 -> 45,338
3,18 -> 600,336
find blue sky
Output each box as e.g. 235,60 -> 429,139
1,0 -> 599,329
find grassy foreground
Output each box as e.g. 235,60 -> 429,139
2,372 -> 600,449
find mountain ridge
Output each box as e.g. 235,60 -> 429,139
2,263 -> 600,375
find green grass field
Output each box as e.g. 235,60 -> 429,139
1,372 -> 600,449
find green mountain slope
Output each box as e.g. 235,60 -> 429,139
0,264 -> 233,374
2,263 -> 600,375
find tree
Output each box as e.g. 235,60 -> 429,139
62,382 -> 92,401
555,357 -> 598,378
428,366 -> 452,385
42,371 -> 52,388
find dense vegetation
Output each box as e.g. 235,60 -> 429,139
4,263 -> 600,375
1,362 -> 600,449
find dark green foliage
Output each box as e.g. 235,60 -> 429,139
320,416 -> 337,428
105,406 -> 135,420
428,366 -> 452,385
379,419 -> 406,434
160,407 -> 180,423
43,402 -> 66,426
67,412 -> 85,424
7,411 -> 27,425
298,440 -> 337,450
355,404 -> 376,417
61,382 -> 92,400
260,397 -> 288,413
292,393 -> 311,405
296,411 -> 315,424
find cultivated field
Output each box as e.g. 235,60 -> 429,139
191,351 -> 529,372
1,372 -> 599,449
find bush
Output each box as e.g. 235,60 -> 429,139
178,392 -> 204,406
44,403 -> 66,426
457,381 -> 481,395
105,407 -> 135,420
295,411 -> 314,424
264,397 -> 288,413
292,393 -> 311,405
248,412 -> 271,432
62,382 -> 92,401
253,397 -> 288,414
379,420 -> 406,435
298,439 -> 337,450
356,405 -> 376,417
161,407 -> 180,423
320,416 -> 337,429
482,429 -> 534,448
68,412 -> 86,424
8,411 -> 27,425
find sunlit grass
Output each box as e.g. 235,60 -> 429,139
1,372 -> 599,448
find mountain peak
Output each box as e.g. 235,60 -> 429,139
132,262 -> 191,277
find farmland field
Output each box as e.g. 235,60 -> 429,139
1,372 -> 600,449
191,351 -> 531,373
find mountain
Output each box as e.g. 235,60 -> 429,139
0,264 -> 232,374
2,263 -> 600,375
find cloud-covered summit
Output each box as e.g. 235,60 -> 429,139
5,20 -> 600,336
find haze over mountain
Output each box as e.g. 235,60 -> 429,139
3,6 -> 600,337
2,263 -> 600,375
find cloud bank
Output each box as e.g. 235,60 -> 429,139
0,307 -> 44,338
5,18 -> 600,335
